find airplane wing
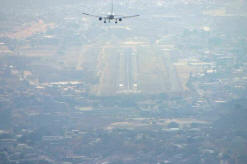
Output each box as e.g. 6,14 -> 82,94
115,15 -> 140,19
82,13 -> 103,18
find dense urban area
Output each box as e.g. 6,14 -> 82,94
0,0 -> 247,163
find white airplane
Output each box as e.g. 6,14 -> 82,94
82,1 -> 139,24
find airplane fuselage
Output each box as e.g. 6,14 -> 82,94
103,14 -> 120,23
108,14 -> 114,20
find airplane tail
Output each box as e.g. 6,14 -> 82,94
111,0 -> 114,14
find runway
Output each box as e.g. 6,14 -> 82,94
95,44 -> 184,96
117,48 -> 140,94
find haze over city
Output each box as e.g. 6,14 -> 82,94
0,0 -> 247,163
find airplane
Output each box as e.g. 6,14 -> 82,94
82,0 -> 139,24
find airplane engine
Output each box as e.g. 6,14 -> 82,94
119,18 -> 122,21
99,17 -> 102,21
